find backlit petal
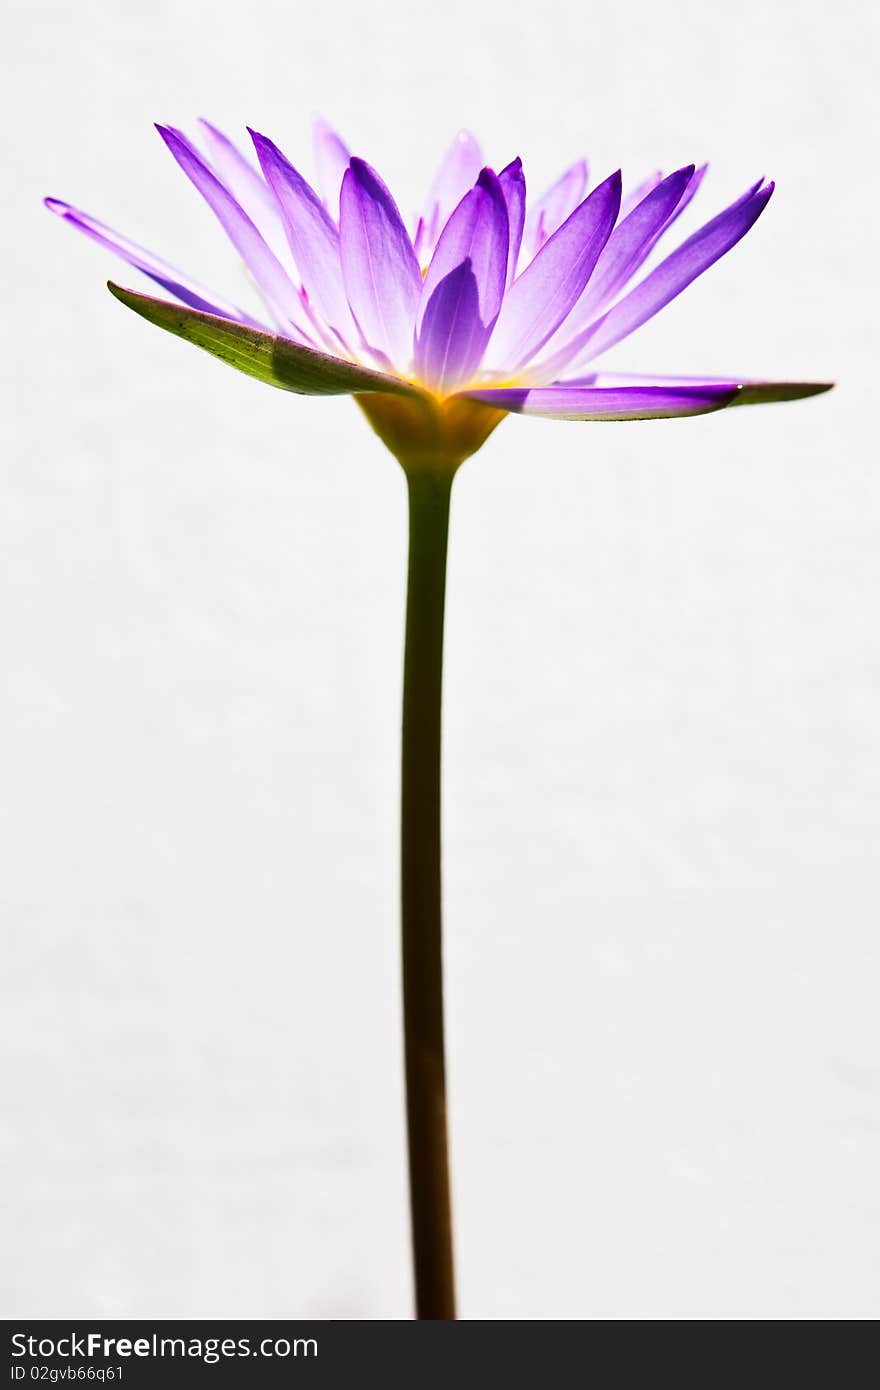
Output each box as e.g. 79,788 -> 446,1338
485,170 -> 621,372
155,124 -> 313,340
415,168 -> 509,391
312,116 -> 351,221
44,197 -> 261,325
339,157 -> 422,370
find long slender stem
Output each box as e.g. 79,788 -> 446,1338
400,463 -> 456,1320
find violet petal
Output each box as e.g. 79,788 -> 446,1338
155,124 -> 313,339
540,181 -> 775,376
415,168 -> 509,390
521,158 -> 588,264
44,197 -> 262,327
312,116 -> 351,222
249,129 -> 356,345
485,170 -> 621,372
339,158 -> 423,370
498,157 -> 526,286
414,130 -> 483,261
196,119 -> 291,266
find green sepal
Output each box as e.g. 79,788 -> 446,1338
107,283 -> 421,399
729,381 -> 834,407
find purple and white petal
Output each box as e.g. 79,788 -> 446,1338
556,165 -> 697,334
557,370 -> 833,404
463,380 -> 739,419
415,169 -> 509,391
464,372 -> 831,418
155,124 -> 314,341
44,197 -> 262,326
655,161 -> 707,237
417,170 -> 509,330
414,262 -> 485,395
196,120 -> 292,266
414,130 -> 483,262
593,163 -> 709,301
339,158 -> 423,371
484,170 -> 621,373
498,157 -> 526,286
312,116 -> 351,221
538,180 -> 775,377
521,158 -> 588,264
249,129 -> 357,347
618,170 -> 663,220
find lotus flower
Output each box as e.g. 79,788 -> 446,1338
46,120 -> 829,461
45,120 -> 832,1323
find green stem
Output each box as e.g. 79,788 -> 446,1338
400,463 -> 456,1320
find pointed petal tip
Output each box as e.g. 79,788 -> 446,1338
476,166 -> 501,192
246,127 -> 279,164
245,125 -> 288,169
44,196 -> 68,214
731,379 -> 834,406
592,168 -> 623,203
107,278 -> 138,309
154,123 -> 184,150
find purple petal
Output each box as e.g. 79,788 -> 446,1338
339,158 -> 422,370
414,262 -> 483,394
155,124 -> 314,341
559,166 -> 697,333
414,169 -> 509,391
498,157 -> 526,286
196,120 -> 291,265
418,169 -> 509,327
485,170 -> 621,373
521,158 -> 588,263
540,180 -> 775,375
414,130 -> 483,260
465,373 -> 831,418
618,170 -> 663,220
44,197 -> 262,326
249,129 -> 356,347
312,116 -> 351,221
658,161 -> 707,234
598,164 -> 709,304
464,381 -> 738,418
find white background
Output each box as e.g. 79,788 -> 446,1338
2,0 -> 877,1320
